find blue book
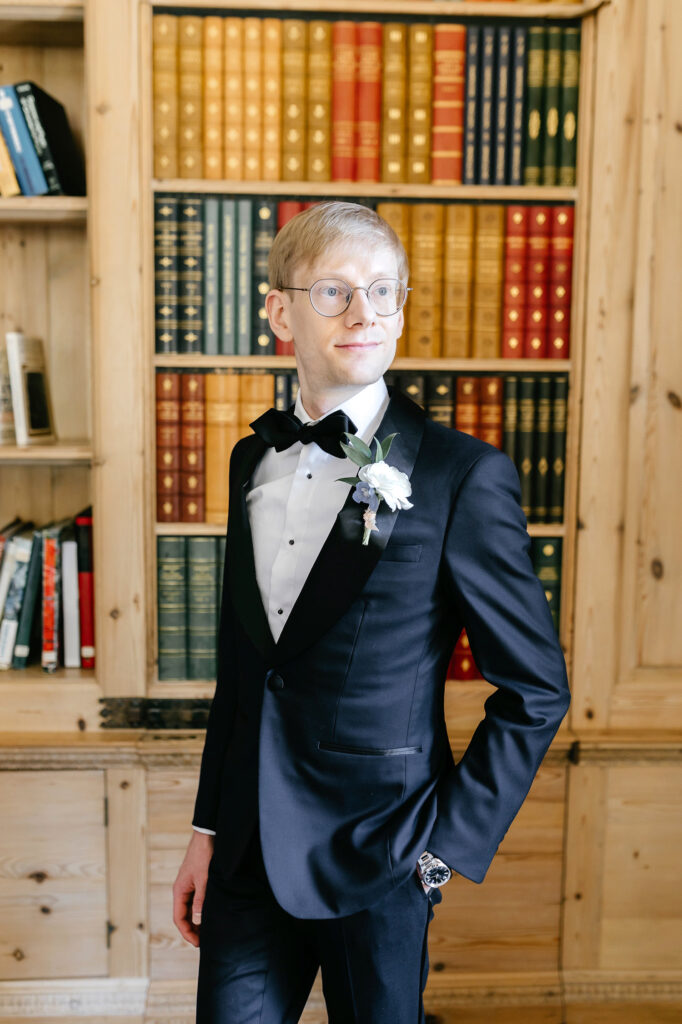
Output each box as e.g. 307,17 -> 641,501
236,199 -> 252,356
462,26 -> 480,185
494,27 -> 513,185
477,26 -> 496,186
0,85 -> 48,195
220,198 -> 236,354
203,197 -> 220,356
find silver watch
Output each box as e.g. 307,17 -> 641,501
417,851 -> 452,888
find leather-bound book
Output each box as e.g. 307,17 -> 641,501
262,18 -> 283,181
449,628 -> 482,681
397,373 -> 426,410
152,14 -> 178,178
442,203 -> 474,358
220,197 -> 237,354
493,26 -> 512,185
479,375 -> 503,449
549,374 -> 568,524
407,24 -> 433,184
157,536 -> 187,680
531,537 -> 562,633
516,375 -> 537,518
502,374 -> 519,465
252,198 -> 277,356
179,196 -> 204,353
376,201 -> 410,355
472,205 -> 505,358
408,203 -> 443,358
282,19 -> 308,182
203,196 -> 219,355
559,26 -> 580,187
477,26 -> 495,186
355,22 -> 382,183
463,25 -> 480,185
426,373 -> 454,428
307,21 -> 332,181
542,26 -> 562,186
74,506 -> 95,670
236,198 -> 252,355
156,371 -> 181,523
41,518 -> 74,672
525,206 -> 550,357
523,26 -> 546,186
178,16 -> 202,178
502,205 -> 528,359
239,371 -> 276,440
532,375 -> 552,522
509,26 -> 527,186
223,17 -> 244,179
154,194 -> 179,354
243,18 -> 263,181
549,205 -> 573,358
187,536 -> 219,680
431,23 -> 466,185
332,21 -> 356,181
180,372 -> 205,523
455,376 -> 479,437
202,16 -> 223,179
205,370 -> 240,526
381,23 -> 407,183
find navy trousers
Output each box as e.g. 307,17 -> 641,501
196,823 -> 442,1023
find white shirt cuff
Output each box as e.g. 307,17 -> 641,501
192,825 -> 216,836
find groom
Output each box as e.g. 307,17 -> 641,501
173,201 -> 570,1023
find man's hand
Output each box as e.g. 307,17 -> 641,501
172,830 -> 215,947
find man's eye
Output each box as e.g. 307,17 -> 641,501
376,286 -> 389,296
323,287 -> 338,297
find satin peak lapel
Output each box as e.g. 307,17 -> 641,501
227,386 -> 425,667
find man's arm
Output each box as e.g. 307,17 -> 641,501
427,448 -> 570,883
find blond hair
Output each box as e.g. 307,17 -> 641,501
268,200 -> 409,290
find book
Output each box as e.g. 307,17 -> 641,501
0,84 -> 48,196
431,23 -> 466,186
178,197 -> 204,353
252,199 -> 277,356
74,506 -> 95,669
5,331 -> 56,446
41,517 -> 73,671
61,527 -> 81,668
154,195 -> 180,354
152,13 -> 179,178
407,25 -> 433,184
156,370 -> 181,523
157,535 -> 188,680
0,127 -> 20,197
203,16 -> 224,179
178,16 -> 203,177
14,81 -> 85,196
355,22 -> 382,182
187,536 -> 219,679
0,344 -> 16,444
10,526 -> 42,670
262,18 -> 282,182
180,372 -> 205,523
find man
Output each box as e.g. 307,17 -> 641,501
173,201 -> 570,1023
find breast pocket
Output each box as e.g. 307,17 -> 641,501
379,543 -> 423,563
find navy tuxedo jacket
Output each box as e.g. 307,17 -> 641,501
193,384 -> 570,919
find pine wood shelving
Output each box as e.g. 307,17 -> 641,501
0,442 -> 92,463
0,196 -> 87,223
153,179 -> 578,201
146,0 -> 610,19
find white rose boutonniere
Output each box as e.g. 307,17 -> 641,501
336,431 -> 414,545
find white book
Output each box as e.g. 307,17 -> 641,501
0,534 -> 33,669
5,330 -> 56,446
61,538 -> 81,668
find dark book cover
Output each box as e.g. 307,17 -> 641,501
154,195 -> 179,354
203,197 -> 220,356
10,526 -> 42,670
523,27 -> 546,186
0,84 -> 48,195
425,372 -> 454,428
252,198 -> 277,356
220,198 -> 237,355
74,505 -> 95,669
399,373 -> 426,410
541,27 -> 563,186
187,536 -> 219,680
41,516 -> 73,672
502,374 -> 519,465
531,536 -> 562,633
462,25 -> 480,185
236,198 -> 252,355
477,25 -> 496,186
493,27 -> 512,186
559,26 -> 580,187
516,375 -> 536,518
179,196 -> 204,354
509,26 -> 528,187
549,374 -> 568,523
157,535 -> 187,680
14,81 -> 86,195
532,375 -> 553,522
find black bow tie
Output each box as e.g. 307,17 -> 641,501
249,407 -> 358,459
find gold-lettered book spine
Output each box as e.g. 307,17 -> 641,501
152,13 -> 178,179
178,16 -> 203,178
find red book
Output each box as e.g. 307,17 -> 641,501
431,24 -> 466,184
548,205 -> 574,359
332,21 -> 357,181
180,372 -> 205,523
525,206 -> 551,358
156,371 -> 181,522
479,375 -> 503,449
454,376 -> 479,436
355,22 -> 382,182
75,506 -> 95,669
502,205 -> 528,359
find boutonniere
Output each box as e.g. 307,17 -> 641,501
336,431 -> 414,545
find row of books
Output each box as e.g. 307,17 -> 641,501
0,81 -> 85,197
155,195 -> 574,360
0,510 -> 94,672
1,333 -> 57,447
155,368 -> 567,526
156,532 -> 562,682
152,14 -> 579,187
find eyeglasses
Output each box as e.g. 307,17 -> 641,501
281,278 -> 411,318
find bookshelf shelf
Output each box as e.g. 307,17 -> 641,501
153,354 -> 571,372
0,666 -> 95,683
153,179 -> 578,202
0,197 -> 87,224
148,680 -> 217,699
0,3 -> 83,47
0,442 -> 92,464
147,0 -> 609,20
155,521 -> 566,537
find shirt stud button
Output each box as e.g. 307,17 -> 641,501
307,473 -> 312,479
289,539 -> 294,545
277,608 -> 283,615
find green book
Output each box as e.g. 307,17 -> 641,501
502,375 -> 518,465
179,197 -> 204,354
157,536 -> 187,681
10,527 -> 42,669
187,536 -> 219,681
523,26 -> 546,186
533,376 -> 552,523
154,195 -> 179,354
516,375 -> 536,519
252,198 -> 277,356
549,374 -> 568,523
531,536 -> 562,633
236,198 -> 252,356
559,27 -> 581,187
220,198 -> 236,354
203,197 -> 220,356
541,26 -> 563,186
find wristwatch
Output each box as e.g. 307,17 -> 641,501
416,851 -> 452,890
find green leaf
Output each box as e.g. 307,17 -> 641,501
344,433 -> 373,460
339,441 -> 369,467
373,437 -> 384,462
379,432 -> 398,459
336,476 -> 360,485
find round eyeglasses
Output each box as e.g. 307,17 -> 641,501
281,278 -> 411,318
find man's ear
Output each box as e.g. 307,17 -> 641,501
265,289 -> 293,341
396,306 -> 405,339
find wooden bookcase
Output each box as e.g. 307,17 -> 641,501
1,0 -> 681,1020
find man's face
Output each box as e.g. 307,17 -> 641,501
266,242 -> 405,394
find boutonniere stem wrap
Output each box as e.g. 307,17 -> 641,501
336,431 -> 414,545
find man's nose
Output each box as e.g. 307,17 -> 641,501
345,287 -> 375,321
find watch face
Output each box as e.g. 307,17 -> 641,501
424,864 -> 451,886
